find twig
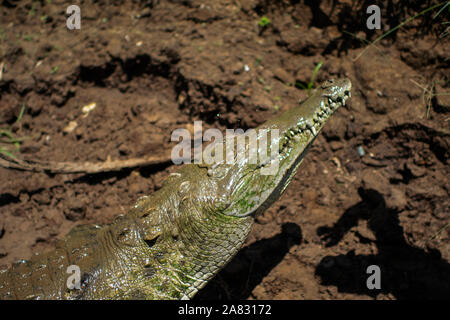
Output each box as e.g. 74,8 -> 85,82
0,153 -> 172,174
429,222 -> 449,241
410,79 -> 434,118
0,62 -> 4,81
342,31 -> 384,56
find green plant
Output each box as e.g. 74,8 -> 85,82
15,103 -> 26,123
29,2 -> 38,16
51,66 -> 59,74
0,130 -> 22,149
0,147 -> 16,158
0,103 -> 27,158
441,21 -> 450,38
295,61 -> 323,96
258,16 -> 271,28
433,1 -> 449,19
354,1 -> 449,61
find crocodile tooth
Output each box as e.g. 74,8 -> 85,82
299,122 -> 306,130
313,113 -> 320,122
320,100 -> 325,110
311,126 -> 317,136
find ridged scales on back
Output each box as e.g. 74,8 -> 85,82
0,78 -> 351,300
0,165 -> 253,299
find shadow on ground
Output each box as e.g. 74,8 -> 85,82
195,222 -> 302,300
315,187 -> 450,299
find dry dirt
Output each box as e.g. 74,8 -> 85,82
0,0 -> 449,300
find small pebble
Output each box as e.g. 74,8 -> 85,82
63,121 -> 78,134
82,102 -> 96,115
357,145 -> 365,157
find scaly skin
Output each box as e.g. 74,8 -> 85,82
0,78 -> 352,300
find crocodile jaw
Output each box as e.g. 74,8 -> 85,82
218,78 -> 352,217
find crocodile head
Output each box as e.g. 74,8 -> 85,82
211,78 -> 352,217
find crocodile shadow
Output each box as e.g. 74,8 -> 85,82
195,222 -> 302,300
315,187 -> 450,299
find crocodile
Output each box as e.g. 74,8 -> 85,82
0,78 -> 351,300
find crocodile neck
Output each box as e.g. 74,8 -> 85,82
122,164 -> 254,299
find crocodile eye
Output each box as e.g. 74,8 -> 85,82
117,228 -> 130,241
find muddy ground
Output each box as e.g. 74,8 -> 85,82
0,0 -> 449,300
